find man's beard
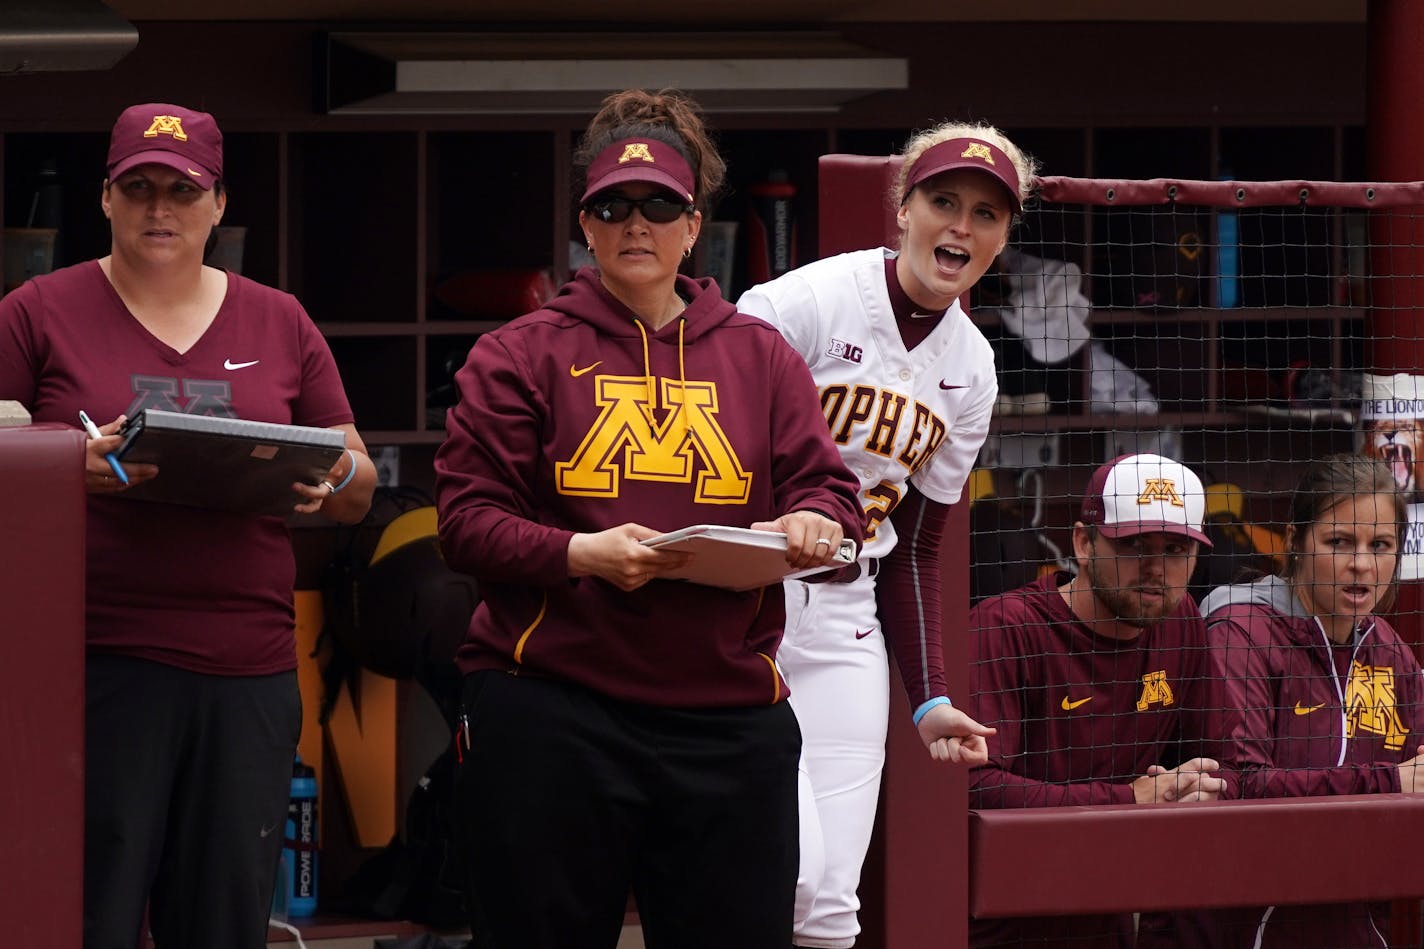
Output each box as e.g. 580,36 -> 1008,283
1081,557 -> 1181,629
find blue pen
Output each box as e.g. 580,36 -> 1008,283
78,410 -> 129,485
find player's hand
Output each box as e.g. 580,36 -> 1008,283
750,510 -> 845,569
1397,745 -> 1424,793
83,414 -> 157,494
293,445 -> 363,517
916,704 -> 996,765
567,523 -> 692,591
1131,757 -> 1225,804
292,478 -> 333,514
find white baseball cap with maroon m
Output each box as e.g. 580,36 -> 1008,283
1079,453 -> 1212,547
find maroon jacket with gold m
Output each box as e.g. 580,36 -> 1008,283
435,268 -> 864,709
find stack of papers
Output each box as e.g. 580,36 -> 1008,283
642,524 -> 856,591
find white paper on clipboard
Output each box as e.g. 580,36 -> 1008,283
641,524 -> 856,591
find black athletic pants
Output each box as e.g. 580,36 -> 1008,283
457,670 -> 800,949
83,654 -> 302,949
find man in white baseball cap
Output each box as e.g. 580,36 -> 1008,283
964,452 -> 1236,947
1073,452 -> 1213,629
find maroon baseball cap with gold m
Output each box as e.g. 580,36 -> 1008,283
106,103 -> 224,190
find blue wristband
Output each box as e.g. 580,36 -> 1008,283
912,695 -> 953,726
329,448 -> 358,494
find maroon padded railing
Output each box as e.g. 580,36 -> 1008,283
1039,175 -> 1424,208
0,423 -> 86,946
972,796 -> 1424,918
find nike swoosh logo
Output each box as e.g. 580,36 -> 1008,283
854,628 -> 876,640
939,381 -> 967,390
1294,701 -> 1326,716
224,359 -> 260,370
570,361 -> 603,377
1060,696 -> 1093,711
187,167 -> 203,178
259,823 -> 277,838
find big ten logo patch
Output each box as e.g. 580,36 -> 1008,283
827,338 -> 863,364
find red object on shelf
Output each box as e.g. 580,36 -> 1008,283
433,268 -> 557,320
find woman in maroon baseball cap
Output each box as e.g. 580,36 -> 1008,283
435,88 -> 864,949
0,102 -> 376,947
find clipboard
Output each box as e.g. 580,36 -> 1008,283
641,524 -> 856,591
114,409 -> 346,516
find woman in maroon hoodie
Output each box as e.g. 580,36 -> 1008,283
434,88 -> 864,949
1165,454 -> 1424,948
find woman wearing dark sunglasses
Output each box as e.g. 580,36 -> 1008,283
434,87 -> 864,949
737,121 -> 1037,949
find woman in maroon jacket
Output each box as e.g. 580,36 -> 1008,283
434,88 -> 864,949
1179,453 -> 1424,948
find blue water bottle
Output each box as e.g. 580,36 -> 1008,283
1214,171 -> 1240,308
285,756 -> 319,917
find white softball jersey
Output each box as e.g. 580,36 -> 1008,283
738,247 -> 997,563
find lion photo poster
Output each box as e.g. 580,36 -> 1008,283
1359,372 -> 1424,580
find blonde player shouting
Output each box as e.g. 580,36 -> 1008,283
737,121 -> 1037,949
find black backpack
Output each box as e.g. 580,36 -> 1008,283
319,489 -> 478,932
342,744 -> 469,930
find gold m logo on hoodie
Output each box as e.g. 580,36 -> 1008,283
1346,661 -> 1408,751
556,375 -> 752,503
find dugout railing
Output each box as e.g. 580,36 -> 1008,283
970,175 -> 1424,945
0,424 -> 86,946
818,157 -> 1424,948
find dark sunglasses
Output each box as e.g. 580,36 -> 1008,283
585,194 -> 694,224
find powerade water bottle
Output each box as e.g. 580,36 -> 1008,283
285,756 -> 319,917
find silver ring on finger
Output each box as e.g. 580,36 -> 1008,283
320,480 -> 336,497
815,537 -> 831,546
